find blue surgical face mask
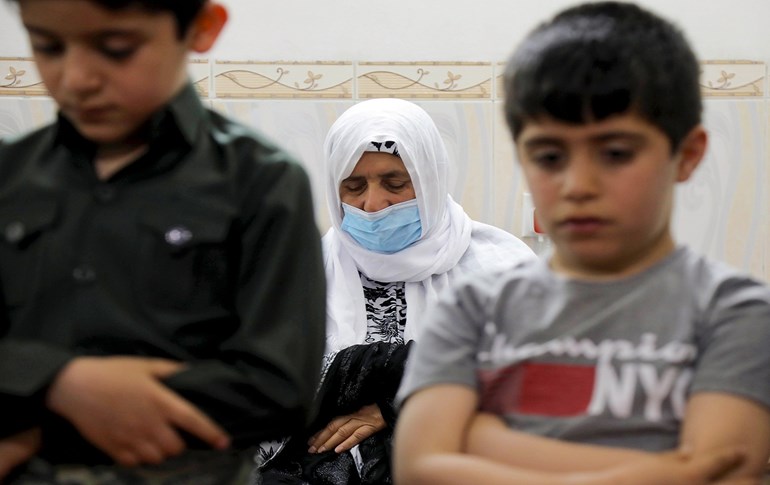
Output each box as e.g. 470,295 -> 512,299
340,199 -> 422,254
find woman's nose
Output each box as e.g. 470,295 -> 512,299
362,187 -> 390,213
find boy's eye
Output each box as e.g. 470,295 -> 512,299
29,40 -> 136,62
31,41 -> 64,57
600,147 -> 635,164
99,43 -> 138,61
529,149 -> 565,170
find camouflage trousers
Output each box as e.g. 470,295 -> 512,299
6,449 -> 260,485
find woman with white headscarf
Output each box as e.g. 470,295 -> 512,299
261,99 -> 534,485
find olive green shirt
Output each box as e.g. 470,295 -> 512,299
0,84 -> 326,463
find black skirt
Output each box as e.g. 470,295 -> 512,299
260,341 -> 413,485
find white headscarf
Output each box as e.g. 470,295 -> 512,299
323,98 -> 534,353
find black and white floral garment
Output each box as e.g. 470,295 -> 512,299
360,273 -> 406,345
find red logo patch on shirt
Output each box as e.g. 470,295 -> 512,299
478,362 -> 596,416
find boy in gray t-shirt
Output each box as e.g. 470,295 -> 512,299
393,3 -> 770,484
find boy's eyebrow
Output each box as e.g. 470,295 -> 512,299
24,24 -> 142,39
23,25 -> 58,37
590,132 -> 648,144
521,136 -> 565,149
522,131 -> 647,148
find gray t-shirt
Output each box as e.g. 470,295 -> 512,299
397,247 -> 770,451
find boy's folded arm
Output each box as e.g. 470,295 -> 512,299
395,385 -> 747,485
680,391 -> 770,479
465,412 -> 653,473
464,393 -> 770,479
394,384 -> 570,485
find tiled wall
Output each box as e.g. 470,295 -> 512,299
0,58 -> 767,281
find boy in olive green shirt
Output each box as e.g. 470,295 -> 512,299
0,1 -> 326,482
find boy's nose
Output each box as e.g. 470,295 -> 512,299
60,49 -> 101,95
562,161 -> 600,201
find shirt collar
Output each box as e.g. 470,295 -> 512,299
53,82 -> 206,156
151,82 -> 206,147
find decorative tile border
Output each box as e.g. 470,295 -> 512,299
188,58 -> 210,98
494,60 -> 768,99
494,63 -> 506,100
1,58 -> 765,100
358,62 -> 493,99
214,61 -> 353,99
700,60 -> 765,97
0,58 -> 47,96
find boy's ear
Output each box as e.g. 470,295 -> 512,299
675,125 -> 707,183
189,2 -> 228,53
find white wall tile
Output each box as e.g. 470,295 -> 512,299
673,99 -> 767,280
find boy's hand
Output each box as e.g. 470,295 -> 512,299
600,447 -> 746,485
308,403 -> 385,454
0,428 -> 41,480
46,356 -> 230,467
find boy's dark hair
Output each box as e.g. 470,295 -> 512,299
503,2 -> 702,151
7,0 -> 207,38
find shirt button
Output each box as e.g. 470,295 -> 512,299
93,185 -> 117,203
4,221 -> 25,244
72,265 -> 96,283
165,226 -> 193,246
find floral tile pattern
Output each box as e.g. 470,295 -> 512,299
358,62 -> 493,99
214,61 -> 353,99
700,61 -> 765,97
3,57 -> 765,101
0,58 -> 47,96
495,60 -> 768,99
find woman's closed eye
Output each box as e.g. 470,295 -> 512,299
341,180 -> 367,194
384,180 -> 410,192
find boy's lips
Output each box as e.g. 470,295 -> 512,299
557,216 -> 609,235
68,105 -> 113,121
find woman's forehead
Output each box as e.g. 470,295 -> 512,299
346,152 -> 410,179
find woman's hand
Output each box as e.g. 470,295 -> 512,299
308,404 -> 386,454
0,428 -> 41,480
